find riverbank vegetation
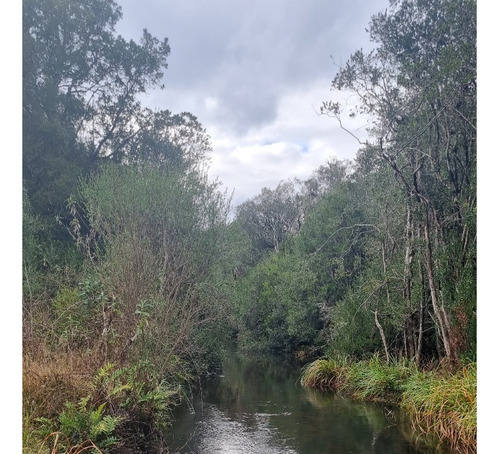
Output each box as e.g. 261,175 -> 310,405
301,357 -> 476,452
23,0 -> 235,451
229,0 -> 477,450
23,0 -> 476,452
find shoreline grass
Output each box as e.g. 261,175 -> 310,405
300,357 -> 476,453
401,363 -> 476,453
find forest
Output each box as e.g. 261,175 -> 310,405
22,0 -> 476,452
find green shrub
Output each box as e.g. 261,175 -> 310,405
34,397 -> 120,453
235,253 -> 322,355
51,283 -> 103,348
92,361 -> 184,448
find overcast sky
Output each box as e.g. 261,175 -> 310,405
114,0 -> 389,207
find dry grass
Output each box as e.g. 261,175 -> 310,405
23,347 -> 99,418
35,432 -> 104,454
23,340 -> 104,453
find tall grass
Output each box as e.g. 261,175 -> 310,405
300,355 -> 415,400
401,363 -> 476,453
300,357 -> 348,390
23,347 -> 96,425
300,357 -> 476,453
343,355 -> 416,402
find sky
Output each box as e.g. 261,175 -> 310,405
114,0 -> 389,208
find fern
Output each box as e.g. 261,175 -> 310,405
55,398 -> 121,450
93,363 -> 132,401
94,363 -> 115,386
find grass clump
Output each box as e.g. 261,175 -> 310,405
343,355 -> 415,402
300,357 -> 348,390
401,363 -> 476,453
300,355 -> 414,401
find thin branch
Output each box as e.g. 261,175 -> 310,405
312,223 -> 379,255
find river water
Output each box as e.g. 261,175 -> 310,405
167,351 -> 453,454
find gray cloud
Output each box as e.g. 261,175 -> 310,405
115,0 -> 388,204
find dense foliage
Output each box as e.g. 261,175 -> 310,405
232,0 -> 476,365
22,0 -> 233,451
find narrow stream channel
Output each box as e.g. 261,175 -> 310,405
167,350 -> 453,454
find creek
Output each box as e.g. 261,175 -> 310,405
166,350 -> 454,454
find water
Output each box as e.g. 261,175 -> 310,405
167,350 -> 452,454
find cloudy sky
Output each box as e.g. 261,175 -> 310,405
119,1 -> 394,207
114,0 -> 390,207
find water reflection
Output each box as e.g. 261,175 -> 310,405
168,351 -> 451,454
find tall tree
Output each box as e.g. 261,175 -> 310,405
23,0 -> 212,220
23,0 -> 214,271
323,0 -> 476,361
236,180 -> 301,255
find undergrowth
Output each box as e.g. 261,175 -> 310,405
23,352 -> 187,453
401,363 -> 476,453
300,357 -> 348,390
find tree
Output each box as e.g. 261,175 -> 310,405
236,180 -> 301,255
323,0 -> 476,361
124,110 -> 213,173
294,179 -> 373,309
295,158 -> 350,227
73,163 -> 232,369
234,251 -> 322,355
23,0 -> 214,285
23,0 -> 170,158
23,0 -> 195,223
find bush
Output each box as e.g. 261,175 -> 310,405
76,163 -> 232,373
235,253 -> 322,355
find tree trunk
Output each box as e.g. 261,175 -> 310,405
415,260 -> 425,368
403,202 -> 417,359
423,212 -> 453,360
374,309 -> 390,363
